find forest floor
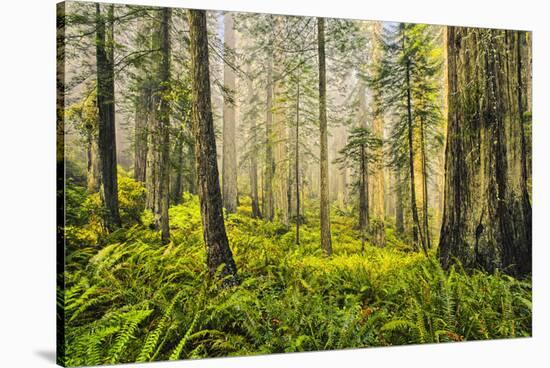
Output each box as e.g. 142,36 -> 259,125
60,172 -> 532,366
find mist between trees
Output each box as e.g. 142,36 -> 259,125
57,2 -> 532,365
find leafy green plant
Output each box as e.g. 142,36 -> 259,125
60,192 -> 532,366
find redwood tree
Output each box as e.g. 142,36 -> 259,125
95,3 -> 121,231
317,17 -> 332,256
438,27 -> 532,277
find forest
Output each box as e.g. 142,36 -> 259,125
56,1 -> 532,366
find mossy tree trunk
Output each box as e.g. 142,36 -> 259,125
438,27 -> 532,277
95,3 -> 121,231
86,129 -> 101,193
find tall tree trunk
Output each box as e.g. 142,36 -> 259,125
188,9 -> 238,286
318,17 -> 332,255
404,46 -> 427,255
134,86 -> 149,183
186,116 -> 197,195
359,145 -> 369,253
222,13 -> 238,214
95,3 -> 121,231
246,69 -> 262,219
420,116 -> 431,249
371,110 -> 385,246
357,80 -> 369,249
295,70 -> 301,245
145,9 -> 171,245
370,21 -> 385,247
172,130 -> 184,205
264,46 -> 275,221
86,130 -> 101,193
261,165 -> 266,215
395,169 -> 405,234
155,8 -> 171,244
145,115 -> 159,211
272,17 -> 289,225
249,153 -> 261,218
439,27 -> 532,277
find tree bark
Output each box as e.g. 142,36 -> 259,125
222,13 -> 238,214
188,9 -> 238,286
295,70 -> 301,245
438,27 -> 532,277
420,116 -> 431,249
172,129 -> 184,205
357,81 -> 369,244
395,169 -> 405,234
86,129 -> 101,193
95,3 -> 121,231
155,8 -> 171,244
134,86 -> 149,183
318,17 -> 332,256
249,150 -> 261,218
359,145 -> 369,253
245,65 -> 261,218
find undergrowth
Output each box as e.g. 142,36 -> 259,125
59,175 -> 532,366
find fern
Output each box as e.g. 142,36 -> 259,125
61,184 -> 532,364
137,289 -> 187,362
108,309 -> 152,364
169,311 -> 201,360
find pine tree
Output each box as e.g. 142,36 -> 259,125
336,127 -> 382,252
370,23 -> 443,255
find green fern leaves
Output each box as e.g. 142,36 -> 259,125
61,183 -> 531,366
